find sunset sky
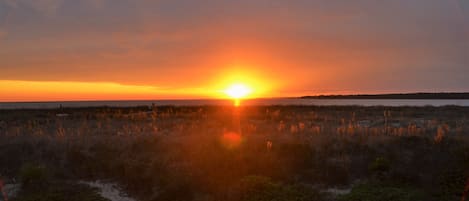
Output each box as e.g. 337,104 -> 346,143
1,0 -> 469,101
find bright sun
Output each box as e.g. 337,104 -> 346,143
224,83 -> 252,99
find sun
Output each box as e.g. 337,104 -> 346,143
224,83 -> 252,99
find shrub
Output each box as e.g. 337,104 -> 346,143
338,182 -> 426,201
323,164 -> 350,186
152,177 -> 194,201
12,182 -> 108,201
233,175 -> 324,201
434,169 -> 468,201
19,164 -> 49,190
369,157 -> 390,174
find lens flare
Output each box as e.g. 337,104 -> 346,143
221,132 -> 242,149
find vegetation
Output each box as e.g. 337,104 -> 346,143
338,182 -> 426,201
13,181 -> 108,201
233,176 -> 324,201
0,105 -> 468,200
301,92 -> 469,99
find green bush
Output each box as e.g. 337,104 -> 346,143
12,182 -> 109,201
152,177 -> 194,201
338,183 -> 426,201
19,164 -> 50,190
234,175 -> 324,201
369,157 -> 390,174
434,169 -> 467,201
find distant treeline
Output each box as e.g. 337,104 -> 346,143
300,92 -> 469,99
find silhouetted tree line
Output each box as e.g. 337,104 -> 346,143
301,92 -> 469,99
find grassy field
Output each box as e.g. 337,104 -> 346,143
0,105 -> 469,201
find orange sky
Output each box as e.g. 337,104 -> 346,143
1,0 -> 469,101
0,67 -> 281,101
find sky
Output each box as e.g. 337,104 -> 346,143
0,0 -> 468,101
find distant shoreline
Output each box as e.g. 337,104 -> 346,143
300,92 -> 469,99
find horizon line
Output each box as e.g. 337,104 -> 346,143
2,92 -> 469,103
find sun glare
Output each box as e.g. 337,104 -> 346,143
224,83 -> 252,99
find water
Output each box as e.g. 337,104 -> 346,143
1,99 -> 469,109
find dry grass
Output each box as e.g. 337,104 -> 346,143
0,105 -> 468,200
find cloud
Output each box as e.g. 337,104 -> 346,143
3,0 -> 18,7
458,0 -> 469,28
0,0 -> 468,94
81,0 -> 107,9
4,0 -> 64,16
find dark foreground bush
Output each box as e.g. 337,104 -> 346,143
434,168 -> 468,201
338,182 -> 426,201
19,164 -> 50,190
233,175 -> 324,201
368,157 -> 390,174
15,164 -> 108,201
12,182 -> 108,201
